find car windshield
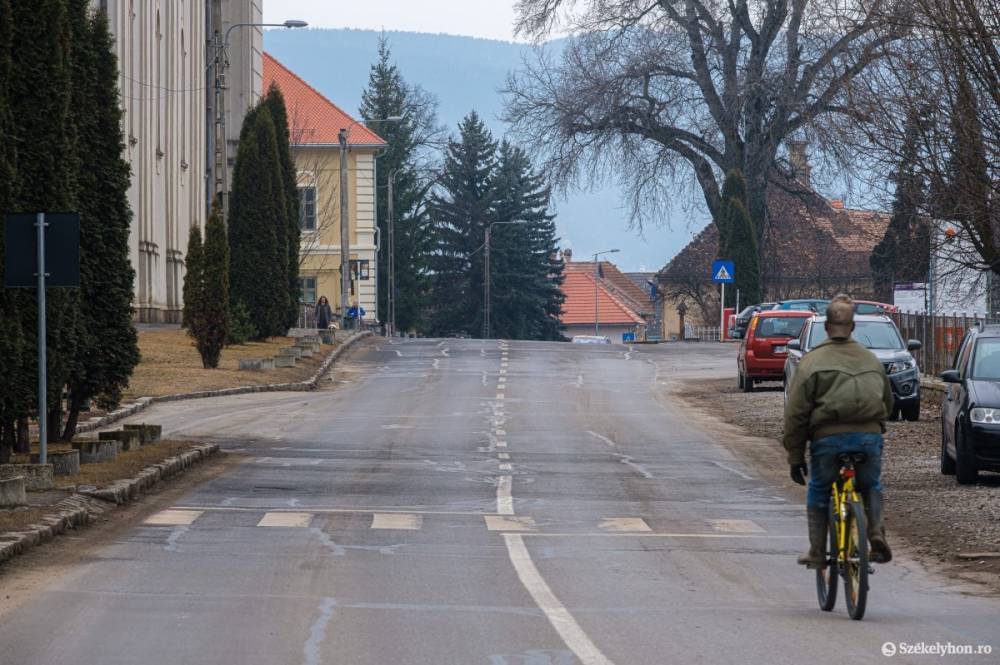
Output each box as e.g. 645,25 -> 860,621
856,303 -> 888,315
808,321 -> 903,350
971,338 -> 1000,380
756,317 -> 806,339
783,301 -> 828,315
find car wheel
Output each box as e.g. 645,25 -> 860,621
901,400 -> 920,422
955,425 -> 979,485
940,421 -> 956,475
738,371 -> 745,390
742,374 -> 754,393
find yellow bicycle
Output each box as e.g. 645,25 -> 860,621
816,452 -> 870,620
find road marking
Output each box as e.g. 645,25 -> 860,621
712,461 -> 754,480
496,393 -> 505,400
576,374 -> 584,388
498,376 -> 506,384
599,517 -> 652,532
485,515 -> 536,531
257,512 -> 314,528
144,509 -> 203,526
504,534 -> 614,665
496,475 -> 514,515
586,431 -> 616,448
500,369 -> 507,375
395,350 -> 403,357
496,440 -> 508,448
499,463 -> 513,471
708,519 -> 766,533
498,452 -> 510,460
371,513 -> 423,530
303,597 -> 337,665
495,428 -> 507,436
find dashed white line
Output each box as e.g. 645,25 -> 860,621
712,461 -> 754,480
499,463 -> 513,471
498,452 -> 510,460
496,475 -> 514,515
586,431 -> 616,448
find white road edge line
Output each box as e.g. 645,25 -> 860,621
712,461 -> 754,480
504,534 -> 615,665
586,430 -> 616,448
497,475 -> 514,515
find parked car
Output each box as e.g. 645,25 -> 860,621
854,300 -> 898,315
775,299 -> 829,314
737,310 -> 811,392
571,335 -> 611,344
730,302 -> 778,339
784,314 -> 922,420
939,324 -> 1000,484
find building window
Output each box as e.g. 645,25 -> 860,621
299,276 -> 317,304
298,186 -> 316,231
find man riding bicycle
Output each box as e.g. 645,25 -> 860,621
783,295 -> 894,567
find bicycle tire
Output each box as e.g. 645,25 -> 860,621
816,503 -> 838,611
843,501 -> 869,620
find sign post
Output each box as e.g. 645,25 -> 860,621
4,212 -> 81,464
711,259 -> 735,342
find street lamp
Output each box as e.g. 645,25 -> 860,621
208,19 -> 308,218
592,248 -> 620,336
369,115 -> 405,336
484,221 -> 529,339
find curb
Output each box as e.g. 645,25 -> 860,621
0,443 -> 219,566
75,331 -> 372,435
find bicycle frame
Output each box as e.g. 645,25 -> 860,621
830,468 -> 860,565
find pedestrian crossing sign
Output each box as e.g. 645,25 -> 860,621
712,259 -> 735,283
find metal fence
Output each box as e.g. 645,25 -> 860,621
892,311 -> 1000,377
688,325 -> 721,342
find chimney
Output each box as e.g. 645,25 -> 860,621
562,248 -> 573,263
788,140 -> 811,188
829,199 -> 845,210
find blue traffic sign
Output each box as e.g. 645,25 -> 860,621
712,259 -> 735,284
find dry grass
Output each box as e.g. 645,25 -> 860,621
53,440 -> 197,489
0,506 -> 55,534
123,328 -> 334,399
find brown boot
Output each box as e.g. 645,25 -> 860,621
797,507 -> 829,569
864,490 -> 892,563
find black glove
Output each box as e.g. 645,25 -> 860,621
790,463 -> 808,486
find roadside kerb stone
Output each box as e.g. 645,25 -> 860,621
296,340 -> 321,353
70,332 -> 371,435
0,464 -> 54,491
278,346 -> 303,358
239,358 -> 275,371
100,429 -> 142,451
73,439 -> 119,464
80,444 -> 220,504
30,450 -> 80,476
124,423 -> 162,444
274,355 -> 296,368
0,477 -> 27,507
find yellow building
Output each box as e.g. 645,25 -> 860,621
263,53 -> 386,324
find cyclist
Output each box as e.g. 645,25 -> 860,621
783,295 -> 894,567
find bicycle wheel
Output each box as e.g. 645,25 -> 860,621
816,503 -> 838,611
843,501 -> 869,620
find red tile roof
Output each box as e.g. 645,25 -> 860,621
263,53 -> 386,148
565,262 -> 652,317
560,269 -> 645,325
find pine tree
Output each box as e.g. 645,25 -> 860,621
427,112 -> 498,337
262,85 -> 300,329
718,170 -> 760,306
195,205 -> 229,368
182,224 -> 204,331
488,142 -> 564,340
62,6 -> 139,439
229,105 -> 288,339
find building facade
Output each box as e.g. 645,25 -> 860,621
263,54 -> 385,323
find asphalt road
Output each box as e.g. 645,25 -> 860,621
1,339 -> 997,664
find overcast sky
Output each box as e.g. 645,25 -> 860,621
264,1 -> 522,42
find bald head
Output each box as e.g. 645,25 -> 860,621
825,295 -> 855,339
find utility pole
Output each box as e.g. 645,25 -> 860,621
339,128 -> 351,329
592,248 -> 620,336
387,171 -> 395,337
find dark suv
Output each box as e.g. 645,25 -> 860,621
940,324 -> 1000,484
784,314 -> 922,420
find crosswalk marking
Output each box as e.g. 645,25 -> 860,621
371,513 -> 423,530
257,512 -> 314,528
485,515 -> 537,532
599,517 -> 652,533
707,519 -> 765,533
144,509 -> 203,526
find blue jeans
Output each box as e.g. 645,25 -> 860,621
807,432 -> 883,508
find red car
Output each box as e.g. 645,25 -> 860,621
854,300 -> 898,315
738,310 -> 812,392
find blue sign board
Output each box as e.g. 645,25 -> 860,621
622,332 -> 636,343
712,259 -> 735,284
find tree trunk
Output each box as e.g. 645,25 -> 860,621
15,416 -> 29,453
0,420 -> 13,463
62,391 -> 82,442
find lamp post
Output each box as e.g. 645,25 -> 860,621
368,115 -> 404,336
208,19 -> 307,218
592,248 -> 620,336
484,221 -> 529,339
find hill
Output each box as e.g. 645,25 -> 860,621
264,28 -> 706,272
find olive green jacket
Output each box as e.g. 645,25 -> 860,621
782,338 -> 893,465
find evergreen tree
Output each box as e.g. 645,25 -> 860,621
8,0 -> 80,446
488,142 -> 564,340
182,224 -> 204,331
192,205 -> 229,368
229,105 -> 288,339
62,6 -> 139,439
262,85 -> 300,329
717,170 -> 759,306
360,37 -> 435,330
427,112 -> 498,337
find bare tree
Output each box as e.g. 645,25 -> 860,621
506,0 -> 908,240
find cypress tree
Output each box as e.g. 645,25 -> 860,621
489,142 -> 564,340
182,224 -> 204,332
229,106 -> 287,339
190,205 -> 229,368
9,0 -> 80,445
262,85 -> 300,329
62,6 -> 139,439
427,112 -> 498,337
718,170 -> 760,306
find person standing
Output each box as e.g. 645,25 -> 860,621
314,295 -> 333,331
783,295 -> 894,568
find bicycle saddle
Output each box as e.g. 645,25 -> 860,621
836,452 -> 867,465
